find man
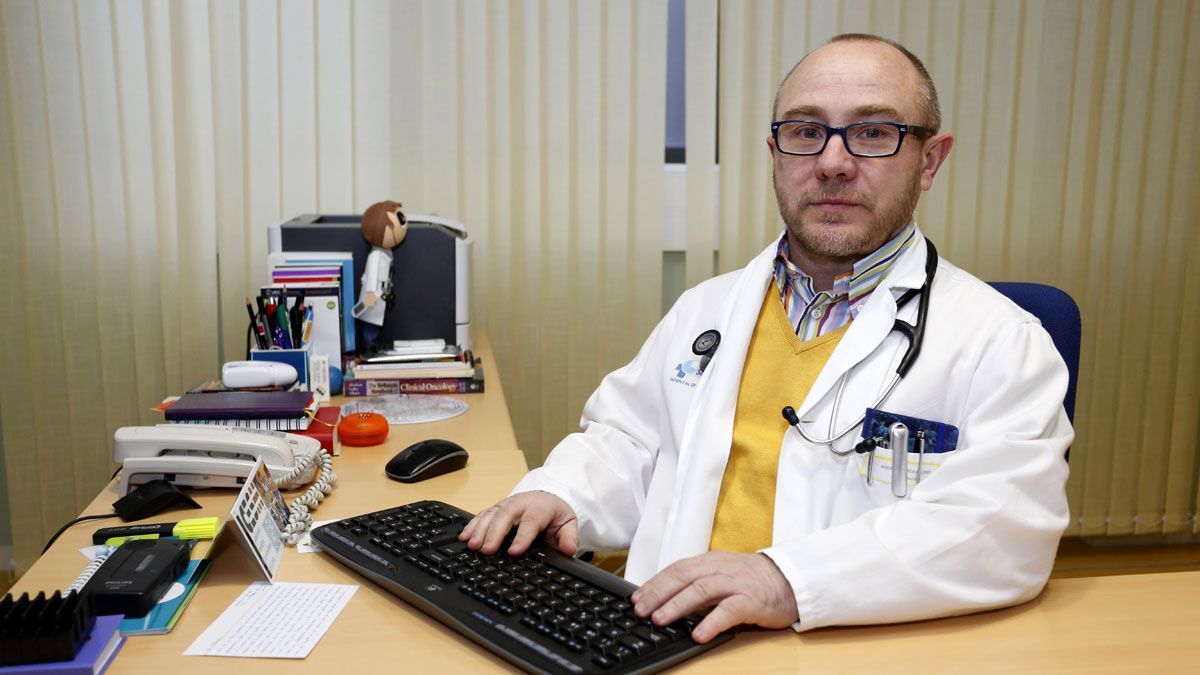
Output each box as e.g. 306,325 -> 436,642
462,34 -> 1071,642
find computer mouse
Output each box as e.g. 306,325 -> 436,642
385,439 -> 469,483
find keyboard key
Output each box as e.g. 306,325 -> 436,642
660,623 -> 690,640
421,551 -> 451,566
620,635 -> 652,655
608,645 -> 635,663
592,654 -> 616,669
633,625 -> 670,646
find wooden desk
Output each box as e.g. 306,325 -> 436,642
13,333 -> 1200,671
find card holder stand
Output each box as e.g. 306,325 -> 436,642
0,590 -> 95,666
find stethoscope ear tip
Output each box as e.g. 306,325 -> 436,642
781,406 -> 800,426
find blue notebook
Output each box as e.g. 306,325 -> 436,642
0,614 -> 124,675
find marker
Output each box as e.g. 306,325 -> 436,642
92,516 -> 220,546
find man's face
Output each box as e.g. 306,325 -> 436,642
769,41 -> 950,265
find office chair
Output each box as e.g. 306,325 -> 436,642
988,282 -> 1081,425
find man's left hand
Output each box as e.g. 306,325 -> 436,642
630,552 -> 798,643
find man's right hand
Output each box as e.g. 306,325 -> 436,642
459,491 -> 580,557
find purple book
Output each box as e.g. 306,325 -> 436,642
164,391 -> 314,420
0,615 -> 124,675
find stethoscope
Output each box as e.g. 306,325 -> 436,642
692,238 -> 938,458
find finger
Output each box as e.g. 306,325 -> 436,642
550,518 -> 579,556
692,595 -> 751,643
479,503 -> 522,554
458,511 -> 484,540
632,558 -> 703,618
689,595 -> 752,644
465,508 -> 498,549
507,512 -> 547,556
649,573 -> 736,628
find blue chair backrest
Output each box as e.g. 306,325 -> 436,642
987,282 -> 1081,424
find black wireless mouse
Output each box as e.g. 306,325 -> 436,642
385,439 -> 469,483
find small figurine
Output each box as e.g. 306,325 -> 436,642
353,200 -> 408,349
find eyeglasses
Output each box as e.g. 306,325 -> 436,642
771,120 -> 932,158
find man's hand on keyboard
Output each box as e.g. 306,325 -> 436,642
460,491 -> 580,557
630,552 -> 798,643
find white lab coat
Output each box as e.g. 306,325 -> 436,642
512,229 -> 1072,631
354,246 -> 393,326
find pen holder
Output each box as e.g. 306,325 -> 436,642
251,344 -> 312,390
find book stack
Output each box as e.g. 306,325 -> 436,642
344,341 -> 484,396
162,390 -> 318,431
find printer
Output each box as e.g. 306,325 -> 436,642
267,213 -> 472,352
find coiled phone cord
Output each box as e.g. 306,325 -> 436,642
273,450 -> 338,546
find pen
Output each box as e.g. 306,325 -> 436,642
291,297 -> 304,343
92,516 -> 220,546
246,297 -> 268,350
267,303 -> 286,348
302,306 -> 314,345
275,294 -> 293,348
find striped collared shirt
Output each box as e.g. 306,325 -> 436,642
773,221 -> 917,340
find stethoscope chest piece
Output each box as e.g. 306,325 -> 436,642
692,330 -> 721,373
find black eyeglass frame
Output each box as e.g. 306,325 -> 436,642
770,120 -> 933,158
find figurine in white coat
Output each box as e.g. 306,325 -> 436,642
353,200 -> 407,348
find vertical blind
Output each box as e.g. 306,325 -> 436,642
707,0 -> 1200,537
0,0 -> 667,573
3,0 -> 1198,575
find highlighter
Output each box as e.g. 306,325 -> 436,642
92,516 -> 220,546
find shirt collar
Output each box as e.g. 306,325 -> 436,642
774,220 -> 917,315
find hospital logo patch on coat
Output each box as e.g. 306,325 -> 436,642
670,357 -> 703,387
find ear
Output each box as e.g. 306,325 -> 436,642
766,134 -> 780,158
919,132 -> 954,191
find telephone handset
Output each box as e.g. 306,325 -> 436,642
114,425 -> 321,495
113,425 -> 337,545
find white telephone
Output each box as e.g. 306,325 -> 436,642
113,425 -> 338,545
113,425 -> 321,495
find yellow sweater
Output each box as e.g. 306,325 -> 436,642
709,287 -> 848,553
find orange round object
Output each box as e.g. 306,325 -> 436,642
337,412 -> 390,446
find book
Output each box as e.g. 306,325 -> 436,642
350,364 -> 477,379
287,405 -> 341,455
163,391 -> 317,430
0,614 -> 124,675
164,390 -> 315,420
344,374 -> 484,396
358,347 -> 462,364
259,283 -> 344,362
266,251 -> 356,352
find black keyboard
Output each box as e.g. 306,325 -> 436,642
311,500 -> 732,674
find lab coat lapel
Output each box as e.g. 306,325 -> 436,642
657,242 -> 779,567
797,233 -> 929,418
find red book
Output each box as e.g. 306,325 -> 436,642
288,405 -> 341,455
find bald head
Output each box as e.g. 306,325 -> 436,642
774,34 -> 941,134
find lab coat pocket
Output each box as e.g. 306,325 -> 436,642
856,445 -> 958,497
